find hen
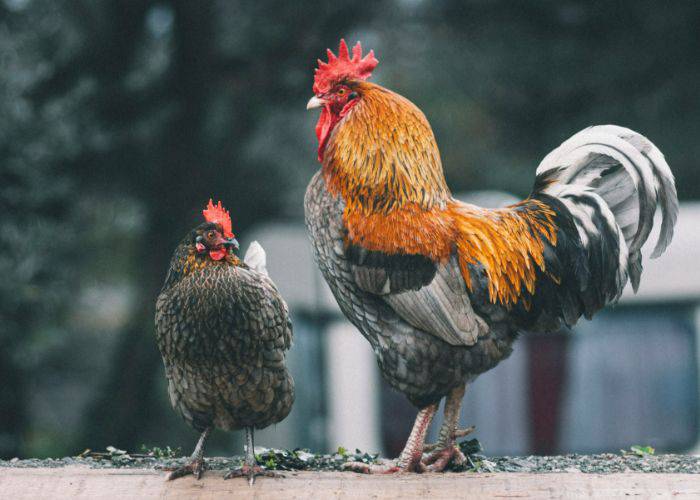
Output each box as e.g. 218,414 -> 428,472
155,200 -> 294,483
304,40 -> 678,473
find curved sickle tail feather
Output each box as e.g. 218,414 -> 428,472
534,125 -> 678,299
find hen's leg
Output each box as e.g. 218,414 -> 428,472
165,427 -> 210,480
224,427 -> 284,485
345,403 -> 438,474
422,383 -> 472,471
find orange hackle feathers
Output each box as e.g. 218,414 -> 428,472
202,199 -> 234,238
449,201 -> 558,306
323,82 -> 450,214
321,78 -> 559,307
344,203 -> 455,262
313,39 -> 378,94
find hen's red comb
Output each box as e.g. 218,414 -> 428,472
202,199 -> 233,238
313,39 -> 378,94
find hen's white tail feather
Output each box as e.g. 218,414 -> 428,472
243,241 -> 268,276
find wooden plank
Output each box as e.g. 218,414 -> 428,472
1,467 -> 699,499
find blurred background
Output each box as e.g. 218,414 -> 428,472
1,0 -> 699,460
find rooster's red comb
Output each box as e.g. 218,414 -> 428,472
202,199 -> 233,238
313,39 -> 378,94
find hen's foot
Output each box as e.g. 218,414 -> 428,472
422,444 -> 467,472
343,457 -> 426,474
164,458 -> 206,480
224,464 -> 284,485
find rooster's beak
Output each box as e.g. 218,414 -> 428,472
306,96 -> 324,110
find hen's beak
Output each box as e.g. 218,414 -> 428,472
306,96 -> 324,110
223,237 -> 240,250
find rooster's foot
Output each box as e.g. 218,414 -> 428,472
224,464 -> 284,485
422,444 -> 466,472
343,457 -> 426,474
423,426 -> 475,452
164,458 -> 206,480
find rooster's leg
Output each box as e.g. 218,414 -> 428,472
344,403 -> 438,474
422,383 -> 472,471
165,427 -> 210,480
224,426 -> 284,485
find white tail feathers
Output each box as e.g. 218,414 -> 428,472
537,125 -> 678,292
243,241 -> 268,276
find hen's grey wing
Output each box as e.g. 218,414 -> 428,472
210,266 -> 294,427
155,287 -> 218,431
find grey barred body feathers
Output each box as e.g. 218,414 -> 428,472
154,222 -> 293,480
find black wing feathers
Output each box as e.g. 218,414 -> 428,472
346,244 -> 437,294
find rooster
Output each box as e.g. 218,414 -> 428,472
155,200 -> 294,483
304,40 -> 678,473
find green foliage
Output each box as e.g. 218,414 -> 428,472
140,445 -> 181,459
14,444 -> 485,472
252,448 -> 379,471
623,445 -> 656,457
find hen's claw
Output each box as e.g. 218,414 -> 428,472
164,459 -> 206,480
224,464 -> 284,485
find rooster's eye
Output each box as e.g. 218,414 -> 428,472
207,231 -> 216,240
337,88 -> 346,95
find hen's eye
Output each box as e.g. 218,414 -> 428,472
207,231 -> 216,239
337,88 -> 346,95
